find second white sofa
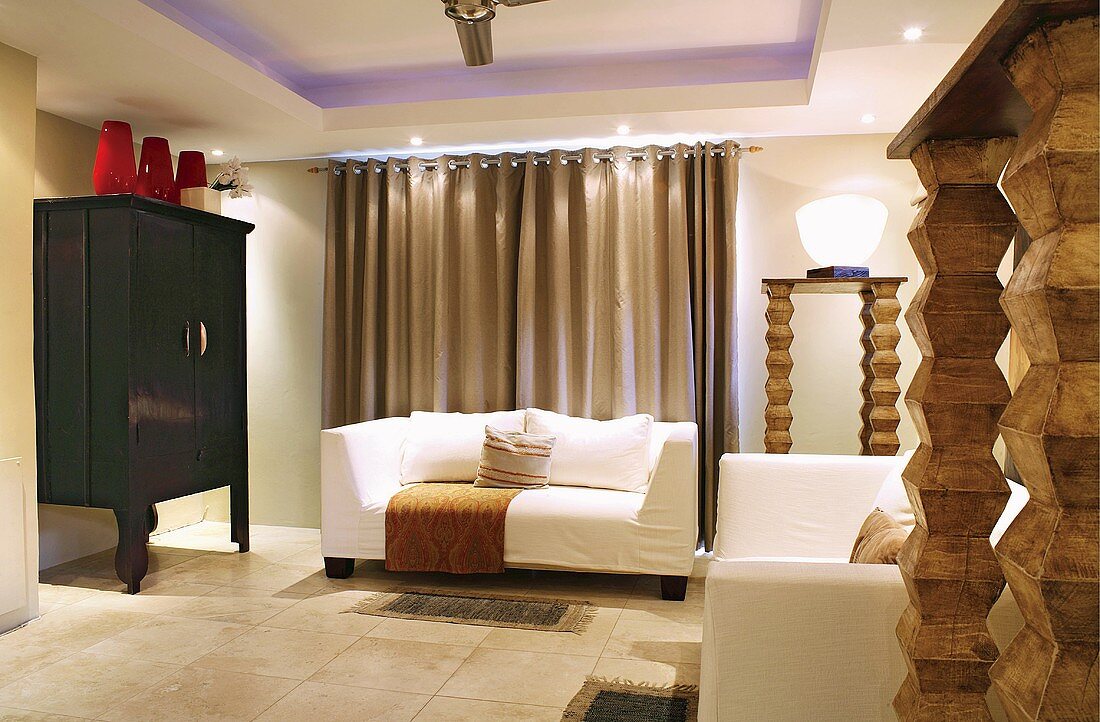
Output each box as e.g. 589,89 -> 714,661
320,412 -> 699,599
699,452 -> 1027,721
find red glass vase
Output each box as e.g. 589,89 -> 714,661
175,150 -> 208,190
91,121 -> 136,195
135,137 -> 179,204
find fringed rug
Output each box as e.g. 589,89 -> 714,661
562,677 -> 700,722
347,589 -> 596,633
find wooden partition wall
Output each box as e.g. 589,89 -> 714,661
888,2 -> 1098,720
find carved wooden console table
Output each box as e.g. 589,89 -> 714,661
887,1 -> 1097,719
760,276 -> 907,455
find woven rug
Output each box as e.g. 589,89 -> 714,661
347,589 -> 596,633
562,677 -> 699,722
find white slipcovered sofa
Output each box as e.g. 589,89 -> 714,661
699,453 -> 1026,721
320,413 -> 699,599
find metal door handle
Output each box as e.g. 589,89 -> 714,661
199,321 -> 208,356
183,321 -> 191,357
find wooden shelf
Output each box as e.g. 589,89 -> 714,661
887,0 -> 1095,160
760,277 -> 908,294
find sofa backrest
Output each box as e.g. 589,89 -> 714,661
715,453 -> 899,560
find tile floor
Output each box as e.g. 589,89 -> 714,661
1,521 -> 707,721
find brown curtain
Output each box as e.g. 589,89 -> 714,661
323,142 -> 739,546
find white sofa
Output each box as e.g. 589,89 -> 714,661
699,453 -> 1026,721
320,415 -> 699,599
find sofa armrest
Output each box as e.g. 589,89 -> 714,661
321,417 -> 408,508
637,422 -> 698,573
714,453 -> 901,560
699,560 -> 907,722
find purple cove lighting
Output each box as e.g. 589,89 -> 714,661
139,0 -> 822,108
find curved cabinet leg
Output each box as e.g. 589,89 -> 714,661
231,480 -> 249,553
113,509 -> 150,595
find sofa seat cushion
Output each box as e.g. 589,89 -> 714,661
525,408 -> 653,492
400,410 -> 526,484
357,483 -> 649,573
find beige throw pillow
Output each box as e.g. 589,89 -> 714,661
474,426 -> 555,489
850,508 -> 909,564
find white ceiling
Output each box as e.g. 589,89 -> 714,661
0,0 -> 1001,162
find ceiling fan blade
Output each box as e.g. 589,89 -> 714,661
454,19 -> 493,66
496,0 -> 552,5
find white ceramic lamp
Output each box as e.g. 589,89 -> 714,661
795,194 -> 888,278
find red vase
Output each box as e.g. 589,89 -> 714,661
92,121 -> 136,195
176,150 -> 208,190
135,137 -> 179,204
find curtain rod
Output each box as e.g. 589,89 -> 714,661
306,144 -> 763,175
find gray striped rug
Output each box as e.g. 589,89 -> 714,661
347,589 -> 596,633
562,678 -> 700,721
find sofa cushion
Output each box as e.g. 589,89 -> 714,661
871,449 -> 915,531
400,410 -> 526,484
849,509 -> 909,564
474,426 -> 555,489
525,408 -> 652,492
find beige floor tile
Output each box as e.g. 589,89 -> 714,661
84,615 -> 250,665
0,707 -> 86,721
36,584 -> 98,607
191,626 -> 357,679
273,545 -> 323,568
67,581 -> 218,615
0,642 -> 73,687
0,607 -> 153,652
158,553 -> 273,585
260,591 -> 384,636
438,648 -> 595,707
621,597 -> 705,624
229,564 -> 328,594
413,696 -> 562,721
591,657 -> 701,686
602,613 -> 702,664
367,617 -> 491,647
0,653 -> 177,718
479,607 -> 621,657
256,681 -> 429,722
311,637 -> 474,695
97,666 -> 297,722
170,586 -> 307,625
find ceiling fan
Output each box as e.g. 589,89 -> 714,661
442,0 -> 551,67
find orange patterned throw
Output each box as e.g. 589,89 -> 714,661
385,483 -> 521,574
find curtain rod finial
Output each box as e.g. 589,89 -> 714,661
746,145 -> 764,153
307,166 -> 328,174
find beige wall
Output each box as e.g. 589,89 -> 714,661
204,159 -> 327,528
0,42 -> 39,631
34,111 -> 206,569
737,133 -> 923,455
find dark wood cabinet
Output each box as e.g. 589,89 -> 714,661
33,195 -> 254,593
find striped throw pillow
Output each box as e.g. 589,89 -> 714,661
474,426 -> 555,489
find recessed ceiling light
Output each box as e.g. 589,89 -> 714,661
410,136 -> 424,146
903,26 -> 923,41
616,125 -> 631,135
860,113 -> 877,124
210,149 -> 225,157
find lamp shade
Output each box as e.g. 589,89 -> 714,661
795,194 -> 888,267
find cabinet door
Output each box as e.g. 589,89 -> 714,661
131,213 -> 196,459
194,224 -> 245,458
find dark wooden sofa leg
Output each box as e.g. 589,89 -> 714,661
324,557 -> 356,579
660,575 -> 688,601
